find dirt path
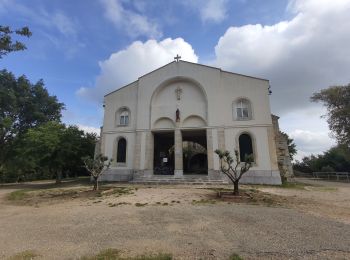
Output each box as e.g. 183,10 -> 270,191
0,181 -> 349,259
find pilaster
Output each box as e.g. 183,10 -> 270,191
133,132 -> 142,170
206,128 -> 214,170
174,129 -> 183,177
144,132 -> 154,170
217,127 -> 226,151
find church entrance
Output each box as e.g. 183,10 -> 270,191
153,131 -> 175,175
182,130 -> 208,175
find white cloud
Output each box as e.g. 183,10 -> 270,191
52,12 -> 77,37
199,0 -> 228,23
214,0 -> 350,114
289,129 -> 336,161
279,106 -> 336,160
77,124 -> 101,136
100,0 -> 161,38
181,0 -> 228,23
77,38 -> 198,102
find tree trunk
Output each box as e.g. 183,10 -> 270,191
93,176 -> 98,191
233,180 -> 239,196
56,171 -> 62,184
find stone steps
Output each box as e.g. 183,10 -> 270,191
131,175 -> 229,185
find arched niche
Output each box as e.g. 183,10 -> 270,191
182,115 -> 207,128
150,77 -> 208,128
153,117 -> 175,129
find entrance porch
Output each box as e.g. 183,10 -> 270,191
151,129 -> 209,177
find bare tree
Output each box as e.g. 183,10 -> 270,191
215,149 -> 253,195
82,154 -> 111,191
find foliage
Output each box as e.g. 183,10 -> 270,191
0,70 -> 96,183
0,25 -> 32,58
311,84 -> 350,146
80,248 -> 172,260
230,253 -> 244,260
20,121 -> 65,182
215,149 -> 253,195
320,165 -> 335,172
82,154 -> 111,190
294,144 -> 350,173
0,70 -> 64,178
8,250 -> 40,260
13,122 -> 97,183
0,121 -> 96,183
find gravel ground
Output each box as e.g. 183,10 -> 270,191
258,178 -> 350,224
0,180 -> 349,260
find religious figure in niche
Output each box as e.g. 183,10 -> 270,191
176,108 -> 180,122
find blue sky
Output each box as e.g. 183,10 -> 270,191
1,0 -> 350,160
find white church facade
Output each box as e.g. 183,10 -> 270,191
98,59 -> 292,184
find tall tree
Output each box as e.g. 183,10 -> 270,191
20,121 -> 65,183
294,144 -> 350,173
18,123 -> 97,183
0,70 -> 64,174
311,84 -> 350,146
0,25 -> 32,58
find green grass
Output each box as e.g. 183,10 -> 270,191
7,189 -> 32,201
80,249 -> 172,260
9,250 -> 40,260
192,199 -> 217,205
80,249 -> 121,260
230,253 -> 243,260
280,182 -> 308,190
131,253 -> 172,260
314,186 -> 338,192
249,182 -> 312,190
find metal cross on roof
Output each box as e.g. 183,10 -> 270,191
174,54 -> 181,62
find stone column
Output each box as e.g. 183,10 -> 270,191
133,132 -> 142,170
206,129 -> 214,170
145,132 -> 154,170
217,128 -> 226,151
174,129 -> 183,177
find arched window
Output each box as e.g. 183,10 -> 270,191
239,134 -> 254,162
235,99 -> 252,120
116,108 -> 130,126
117,138 -> 127,163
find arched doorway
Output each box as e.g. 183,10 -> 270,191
153,131 -> 175,175
182,130 -> 208,175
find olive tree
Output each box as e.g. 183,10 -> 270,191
215,149 -> 253,195
82,154 -> 111,190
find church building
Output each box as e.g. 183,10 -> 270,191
98,58 -> 292,184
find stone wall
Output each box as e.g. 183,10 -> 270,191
94,137 -> 101,159
271,115 -> 294,181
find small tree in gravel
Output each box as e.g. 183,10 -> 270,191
215,149 -> 253,196
82,154 -> 111,191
